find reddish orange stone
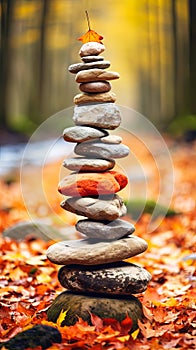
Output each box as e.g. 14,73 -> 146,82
58,171 -> 128,197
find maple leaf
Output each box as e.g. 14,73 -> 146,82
78,29 -> 103,44
120,314 -> 133,335
90,313 -> 103,331
78,11 -> 103,44
56,308 -> 70,327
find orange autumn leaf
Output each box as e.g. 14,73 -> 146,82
78,29 -> 103,44
78,10 -> 103,44
90,312 -> 103,331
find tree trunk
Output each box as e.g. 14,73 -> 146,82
27,0 -> 49,124
189,0 -> 196,113
0,0 -> 13,129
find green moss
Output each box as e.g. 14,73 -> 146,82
125,198 -> 179,220
168,114 -> 196,137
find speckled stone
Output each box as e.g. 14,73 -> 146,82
76,69 -> 120,83
47,291 -> 143,331
46,236 -> 148,265
58,262 -> 152,295
74,92 -> 116,105
76,219 -> 135,240
74,141 -> 129,158
73,103 -> 121,130
63,157 -> 115,172
63,126 -> 107,143
58,171 -> 128,197
60,194 -> 127,221
79,42 -> 105,57
68,61 -> 110,74
79,81 -> 111,93
81,55 -> 104,63
101,134 -> 122,144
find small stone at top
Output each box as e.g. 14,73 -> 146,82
82,55 -> 104,63
79,42 -> 105,57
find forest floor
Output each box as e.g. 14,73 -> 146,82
0,136 -> 195,349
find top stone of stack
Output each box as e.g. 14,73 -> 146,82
79,42 -> 105,57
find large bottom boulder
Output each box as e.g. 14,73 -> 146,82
47,291 -> 143,332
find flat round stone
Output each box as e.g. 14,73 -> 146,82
47,291 -> 143,331
76,69 -> 120,83
63,126 -> 107,143
58,170 -> 128,196
58,262 -> 152,295
74,92 -> 116,105
76,219 -> 135,240
79,81 -> 111,93
46,236 -> 148,265
60,194 -> 127,221
79,42 -> 105,57
81,55 -> 104,63
68,61 -> 110,74
63,157 -> 115,172
73,103 -> 121,130
101,134 -> 122,144
74,141 -> 129,158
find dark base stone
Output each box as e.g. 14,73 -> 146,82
0,325 -> 62,350
47,291 -> 143,332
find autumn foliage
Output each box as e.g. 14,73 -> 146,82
78,30 -> 104,44
0,140 -> 196,349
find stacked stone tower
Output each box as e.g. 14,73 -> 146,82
47,40 -> 151,331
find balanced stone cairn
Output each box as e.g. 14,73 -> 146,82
47,41 -> 151,332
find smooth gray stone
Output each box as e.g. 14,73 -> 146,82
63,126 -> 107,143
60,194 -> 127,221
79,42 -> 105,57
101,134 -> 122,144
76,219 -> 135,240
68,61 -> 110,74
74,141 -> 130,158
73,103 -> 121,130
63,157 -> 115,172
58,262 -> 152,295
47,291 -> 143,331
81,55 -> 104,62
2,220 -> 66,241
46,236 -> 148,265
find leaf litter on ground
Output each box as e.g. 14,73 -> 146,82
0,139 -> 196,349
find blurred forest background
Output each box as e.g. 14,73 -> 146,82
0,0 -> 196,141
